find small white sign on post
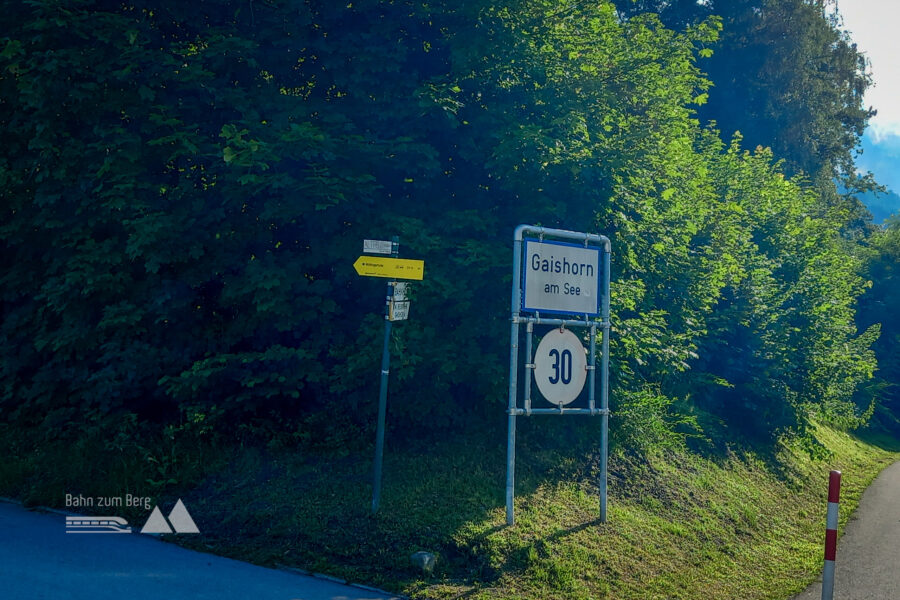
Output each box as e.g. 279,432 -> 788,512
391,282 -> 408,301
523,239 -> 601,316
388,282 -> 410,321
363,239 -> 394,255
389,300 -> 410,321
533,328 -> 588,405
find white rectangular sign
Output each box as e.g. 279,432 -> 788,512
391,282 -> 408,301
363,239 -> 394,255
522,239 -> 601,316
389,300 -> 410,321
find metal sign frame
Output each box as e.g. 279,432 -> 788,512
506,225 -> 611,526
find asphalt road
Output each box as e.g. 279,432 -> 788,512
792,460 -> 900,600
5,460 -> 897,600
0,501 -> 400,600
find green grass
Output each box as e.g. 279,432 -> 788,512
0,418 -> 896,600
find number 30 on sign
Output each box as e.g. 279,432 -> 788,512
533,328 -> 588,406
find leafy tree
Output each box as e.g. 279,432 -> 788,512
614,0 -> 874,183
0,1 -> 372,429
0,0 -> 881,453
858,219 -> 900,431
655,134 -> 879,440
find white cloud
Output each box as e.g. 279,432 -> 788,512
867,120 -> 900,144
838,0 -> 900,139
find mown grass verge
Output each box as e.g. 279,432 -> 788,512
0,418 -> 897,600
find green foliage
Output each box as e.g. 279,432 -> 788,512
0,0 -> 884,452
673,136 -> 880,438
0,0 -> 387,429
614,0 -> 874,183
612,387 -> 700,452
858,218 -> 900,432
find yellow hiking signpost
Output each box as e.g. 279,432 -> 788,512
356,238 -> 425,514
352,256 -> 424,280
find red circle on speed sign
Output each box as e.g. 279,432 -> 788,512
533,328 -> 588,406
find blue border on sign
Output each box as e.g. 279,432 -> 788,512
522,238 -> 602,316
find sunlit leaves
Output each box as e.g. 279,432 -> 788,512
0,0 -> 882,448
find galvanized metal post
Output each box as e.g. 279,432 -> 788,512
372,236 -> 399,513
506,320 -> 519,526
588,322 -> 597,412
524,321 -> 534,415
599,243 -> 611,523
507,228 -> 525,526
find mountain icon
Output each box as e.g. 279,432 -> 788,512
140,499 -> 200,534
167,499 -> 200,533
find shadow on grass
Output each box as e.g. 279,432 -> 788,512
244,417 -> 617,589
852,427 -> 900,452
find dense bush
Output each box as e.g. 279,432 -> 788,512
0,1 -> 887,449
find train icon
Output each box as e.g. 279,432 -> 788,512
65,516 -> 131,534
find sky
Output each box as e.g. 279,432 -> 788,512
835,0 -> 900,194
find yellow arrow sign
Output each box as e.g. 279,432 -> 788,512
353,256 -> 425,280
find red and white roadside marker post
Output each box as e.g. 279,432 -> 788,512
822,470 -> 841,600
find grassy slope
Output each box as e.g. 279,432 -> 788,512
1,420 -> 897,600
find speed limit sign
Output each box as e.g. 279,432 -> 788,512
533,328 -> 588,406
505,225 -> 612,527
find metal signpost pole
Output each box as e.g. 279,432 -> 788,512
372,236 -> 400,513
506,231 -> 524,526
600,242 -> 611,523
